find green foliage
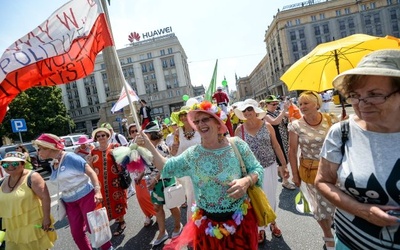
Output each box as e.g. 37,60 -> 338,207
0,86 -> 75,142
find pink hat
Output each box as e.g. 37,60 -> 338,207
76,135 -> 93,145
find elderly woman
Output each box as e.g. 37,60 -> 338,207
137,101 -> 264,249
316,49 -> 400,249
234,98 -> 289,243
141,121 -> 182,246
34,133 -> 112,250
0,151 -> 56,249
89,128 -> 128,237
288,91 -> 338,249
74,135 -> 94,160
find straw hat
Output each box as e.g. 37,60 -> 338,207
187,101 -> 228,134
91,128 -> 111,142
33,133 -> 64,150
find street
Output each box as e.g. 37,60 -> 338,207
47,102 -> 353,250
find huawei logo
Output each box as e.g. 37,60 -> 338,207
128,32 -> 141,42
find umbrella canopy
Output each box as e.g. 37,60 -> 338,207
280,34 -> 400,92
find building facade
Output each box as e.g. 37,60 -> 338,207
59,33 -> 196,134
237,0 -> 400,101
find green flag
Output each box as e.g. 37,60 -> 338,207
204,59 -> 218,101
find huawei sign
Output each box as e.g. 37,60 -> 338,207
128,32 -> 141,42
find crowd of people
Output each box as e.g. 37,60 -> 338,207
0,49 -> 399,249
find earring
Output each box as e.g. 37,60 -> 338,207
218,134 -> 224,143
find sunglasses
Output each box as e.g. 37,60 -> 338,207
2,162 -> 20,169
129,130 -> 138,134
96,134 -> 107,139
243,107 -> 254,112
193,117 -> 213,125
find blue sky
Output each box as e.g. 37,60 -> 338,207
0,0 -> 296,92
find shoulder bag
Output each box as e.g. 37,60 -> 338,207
162,177 -> 185,209
229,137 -> 277,226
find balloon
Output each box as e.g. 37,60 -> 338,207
186,97 -> 199,107
182,95 -> 189,101
164,117 -> 170,124
222,79 -> 228,87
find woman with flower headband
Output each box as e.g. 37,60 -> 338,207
0,151 -> 56,249
136,101 -> 264,249
34,133 -> 113,250
170,105 -> 201,220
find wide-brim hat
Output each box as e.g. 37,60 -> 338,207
265,95 -> 279,103
0,151 -> 26,163
187,101 -> 228,134
33,133 -> 64,150
92,128 -> 111,142
333,49 -> 400,95
76,135 -> 93,145
234,99 -> 266,121
171,106 -> 191,127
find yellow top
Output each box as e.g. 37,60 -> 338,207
0,172 -> 56,249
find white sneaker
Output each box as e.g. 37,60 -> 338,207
153,233 -> 169,246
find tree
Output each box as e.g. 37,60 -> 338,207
0,86 -> 75,142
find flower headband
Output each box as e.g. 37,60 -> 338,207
191,101 -> 227,121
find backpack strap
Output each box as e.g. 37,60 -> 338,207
340,120 -> 350,155
27,170 -> 35,189
115,133 -> 121,145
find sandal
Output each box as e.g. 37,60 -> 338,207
258,230 -> 265,243
113,221 -> 126,236
270,222 -> 282,238
323,237 -> 335,250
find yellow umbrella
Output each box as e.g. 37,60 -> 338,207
280,34 -> 400,92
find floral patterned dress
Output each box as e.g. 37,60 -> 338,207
90,143 -> 127,220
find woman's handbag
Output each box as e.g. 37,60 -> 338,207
162,178 -> 185,209
229,137 -> 277,226
298,157 -> 319,184
119,168 -> 132,189
87,207 -> 112,248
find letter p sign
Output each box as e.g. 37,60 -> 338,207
11,119 -> 28,133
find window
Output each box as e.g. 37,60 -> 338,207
287,20 -> 292,27
316,37 -> 322,44
339,20 -> 345,30
364,15 -> 371,25
141,64 -> 147,73
147,52 -> 152,59
311,15 -> 316,21
295,19 -> 301,25
127,57 -> 132,63
314,26 -> 321,35
370,2 -> 376,9
101,64 -> 105,70
366,26 -> 373,35
323,24 -> 329,34
390,9 -> 397,20
373,13 -> 380,23
341,31 -> 347,38
167,48 -> 173,54
325,35 -> 331,42
290,31 -> 296,40
348,18 -> 355,28
344,8 -> 351,14
393,22 -> 399,32
294,53 -> 300,61
336,10 -> 341,16
160,49 -> 165,56
102,73 -> 107,80
387,0 -> 393,4
300,40 -> 307,50
149,62 -> 154,71
299,29 -> 305,39
139,54 -> 145,60
361,4 -> 367,11
292,42 -> 298,52
170,58 -> 175,67
376,25 -> 383,35
162,60 -> 168,68
319,13 -> 325,20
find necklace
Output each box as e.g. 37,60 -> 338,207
8,171 -> 24,191
183,129 -> 195,140
303,113 -> 322,126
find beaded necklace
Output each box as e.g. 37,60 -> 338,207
183,128 -> 196,140
8,170 -> 24,191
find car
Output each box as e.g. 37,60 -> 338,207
0,143 -> 51,172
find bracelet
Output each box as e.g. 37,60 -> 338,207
94,185 -> 101,191
246,175 -> 254,187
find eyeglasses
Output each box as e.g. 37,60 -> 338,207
243,107 -> 254,112
346,89 -> 399,105
193,117 -> 213,125
2,162 -> 20,169
129,130 -> 138,134
96,134 -> 107,139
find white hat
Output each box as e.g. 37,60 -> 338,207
217,86 -> 223,90
1,151 -> 26,163
234,99 -> 266,120
333,49 -> 400,95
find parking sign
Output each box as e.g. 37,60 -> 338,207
11,119 -> 27,132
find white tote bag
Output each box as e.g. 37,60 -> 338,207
87,207 -> 112,248
56,199 -> 67,221
162,178 -> 186,209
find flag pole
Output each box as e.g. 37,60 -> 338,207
99,0 -> 141,131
